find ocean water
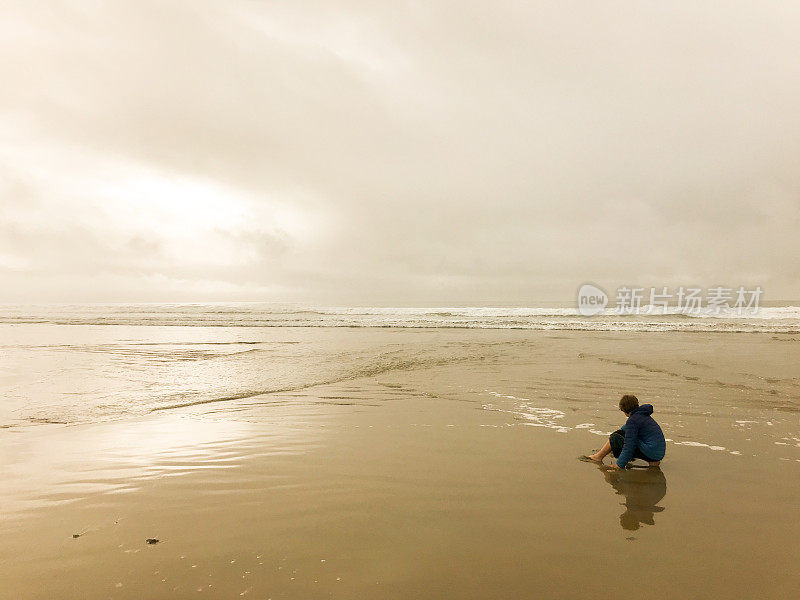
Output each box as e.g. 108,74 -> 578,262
1,302 -> 800,332
1,303 -> 799,430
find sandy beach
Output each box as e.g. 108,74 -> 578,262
2,324 -> 798,599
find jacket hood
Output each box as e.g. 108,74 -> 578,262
634,404 -> 654,416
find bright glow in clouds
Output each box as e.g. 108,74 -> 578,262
1,129 -> 323,286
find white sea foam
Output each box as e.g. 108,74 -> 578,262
588,429 -> 612,437
674,441 -> 727,451
1,303 -> 799,332
484,392 -> 570,432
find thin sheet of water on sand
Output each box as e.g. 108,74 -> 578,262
1,329 -> 798,599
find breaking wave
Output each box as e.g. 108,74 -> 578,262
1,303 -> 799,333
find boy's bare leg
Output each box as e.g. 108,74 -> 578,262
587,439 -> 613,462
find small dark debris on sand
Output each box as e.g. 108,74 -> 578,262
72,533 -> 81,538
146,538 -> 159,545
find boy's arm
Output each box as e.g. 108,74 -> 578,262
616,420 -> 640,468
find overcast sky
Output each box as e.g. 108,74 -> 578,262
2,1 -> 799,304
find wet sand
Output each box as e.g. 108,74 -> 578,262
1,329 -> 799,598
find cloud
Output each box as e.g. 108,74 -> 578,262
2,1 -> 799,302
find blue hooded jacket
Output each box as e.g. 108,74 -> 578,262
617,404 -> 666,468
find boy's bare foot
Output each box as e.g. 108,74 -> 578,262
647,461 -> 661,468
579,454 -> 603,463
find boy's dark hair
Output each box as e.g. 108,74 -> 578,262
619,394 -> 639,414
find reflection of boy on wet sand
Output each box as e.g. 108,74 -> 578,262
582,394 -> 666,469
604,467 -> 667,530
